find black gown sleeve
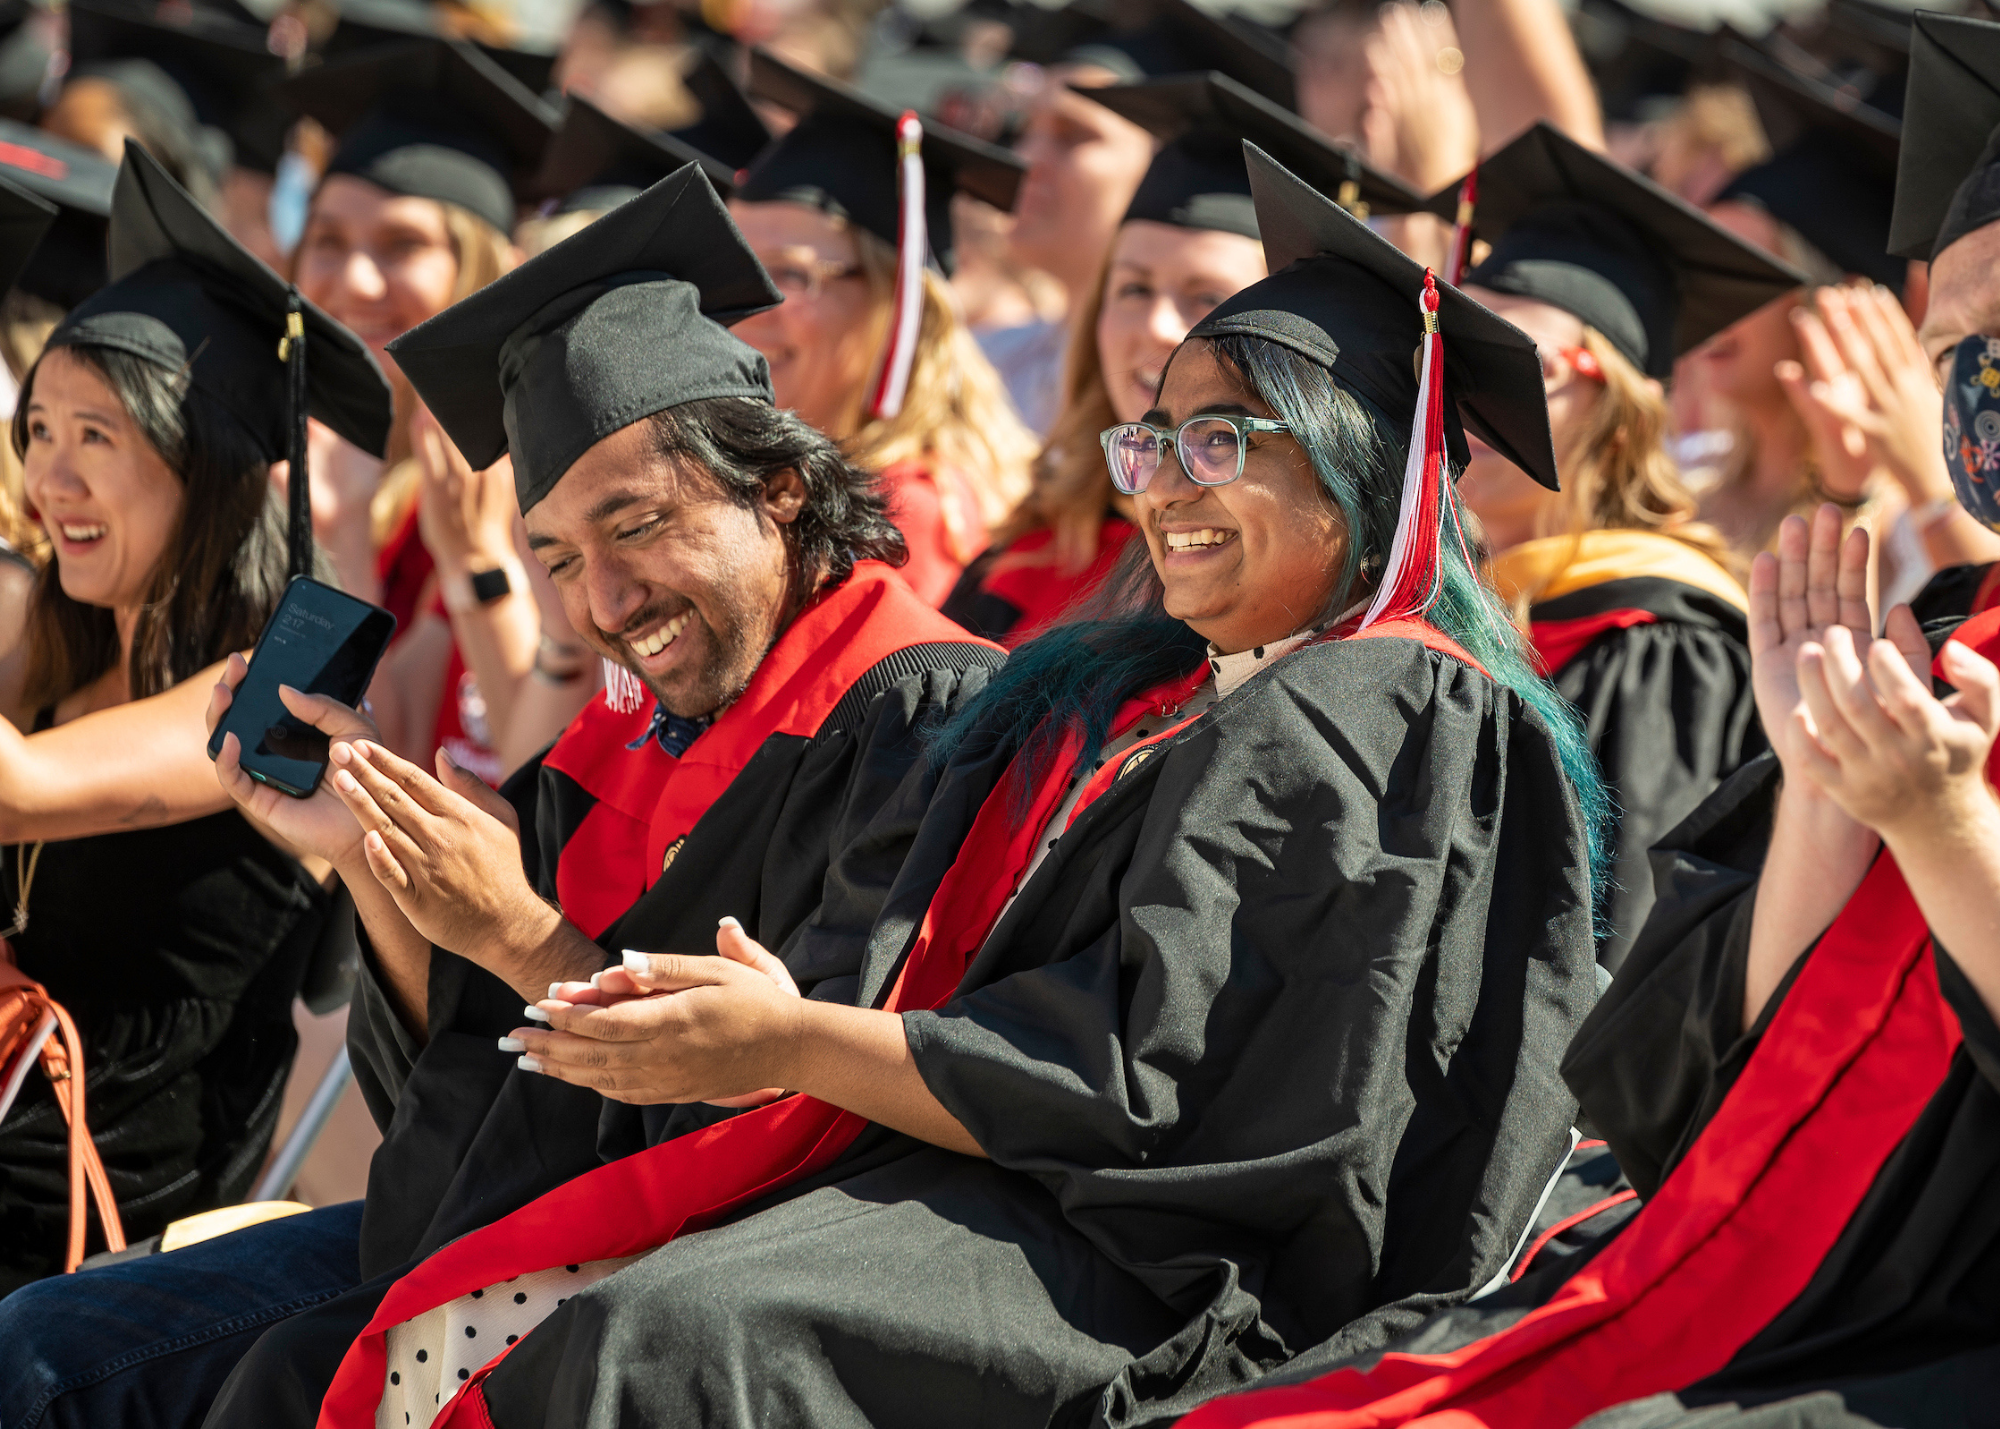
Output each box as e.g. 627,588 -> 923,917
1552,618 -> 1765,971
1561,752 -> 1797,1199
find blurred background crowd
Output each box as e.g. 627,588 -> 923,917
0,0 -> 1981,1258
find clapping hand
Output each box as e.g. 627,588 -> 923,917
507,918 -> 803,1107
1749,504 -> 1930,786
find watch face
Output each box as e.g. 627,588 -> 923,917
470,566 -> 513,604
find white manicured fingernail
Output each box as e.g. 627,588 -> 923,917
589,971 -> 605,989
497,1036 -> 525,1053
524,1005 -> 551,1023
517,1055 -> 543,1072
719,916 -> 741,931
622,950 -> 648,974
548,982 -> 564,998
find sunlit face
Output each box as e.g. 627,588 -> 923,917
293,176 -> 460,374
728,200 -> 877,436
1456,288 -> 1596,545
1096,221 -> 1267,424
524,417 -> 803,718
1008,75 -> 1154,284
1137,341 -> 1344,653
1918,220 -> 2000,385
21,347 -> 185,615
1693,201 -> 1804,409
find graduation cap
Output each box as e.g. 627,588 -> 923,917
1425,122 -> 1805,378
1072,0 -> 1295,109
319,0 -> 561,95
49,142 -> 391,576
1717,33 -> 1904,289
1570,0 -> 1719,124
281,37 -> 559,233
66,0 -> 293,174
739,47 -> 1025,275
673,44 -> 772,172
1888,11 -> 2000,261
386,164 -> 781,512
0,171 -> 53,296
0,0 -> 51,116
533,95 -> 738,211
1190,142 -> 1556,628
0,118 -> 116,310
1086,71 -> 1420,241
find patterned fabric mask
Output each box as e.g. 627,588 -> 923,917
1943,334 -> 2000,531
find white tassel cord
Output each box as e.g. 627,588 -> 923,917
1360,275 -> 1446,629
866,111 -> 927,421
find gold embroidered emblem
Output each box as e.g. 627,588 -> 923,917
661,835 -> 686,872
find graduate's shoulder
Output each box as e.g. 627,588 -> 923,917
808,638 -> 1007,745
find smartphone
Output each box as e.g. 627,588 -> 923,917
207,577 -> 398,798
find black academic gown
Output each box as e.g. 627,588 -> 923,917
1494,531 -> 1764,971
1214,746 -> 2000,1428
461,623 -> 1598,1429
196,570 -> 1004,1429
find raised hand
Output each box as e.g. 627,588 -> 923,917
1793,625 -> 2000,839
209,651 -> 380,865
323,735 -> 554,963
1748,504 -> 1928,783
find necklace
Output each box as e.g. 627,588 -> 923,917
3,841 -> 44,939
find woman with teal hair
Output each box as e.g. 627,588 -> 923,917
292,144 -> 1605,1429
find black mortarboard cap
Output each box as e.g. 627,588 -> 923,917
387,164 -> 781,512
672,44 -> 772,171
66,0 -> 292,173
1429,122 -> 1805,377
1192,142 -> 1558,489
738,48 -> 1025,275
1087,72 -> 1420,241
282,38 -> 558,232
1570,0 -> 1718,125
320,0 -> 560,94
533,95 -> 738,211
1718,33 -> 1904,288
1145,0 -> 1295,110
1889,11 -> 2000,261
0,171 -> 53,296
0,118 -> 116,309
49,141 -> 390,466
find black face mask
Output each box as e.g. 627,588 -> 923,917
1944,334 -> 2000,531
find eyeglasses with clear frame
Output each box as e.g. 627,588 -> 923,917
757,248 -> 863,302
1099,415 -> 1293,495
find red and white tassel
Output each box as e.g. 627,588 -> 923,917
1361,270 -> 1450,629
603,659 -> 646,715
1443,164 -> 1478,288
865,110 -> 926,421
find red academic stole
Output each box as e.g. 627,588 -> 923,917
318,618 -> 1482,1429
980,518 -> 1139,649
1178,613 -> 2000,1429
540,562 -> 984,938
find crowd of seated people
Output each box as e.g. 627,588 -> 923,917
0,0 -> 1993,1427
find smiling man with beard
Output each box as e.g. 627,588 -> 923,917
0,164 -> 1004,1429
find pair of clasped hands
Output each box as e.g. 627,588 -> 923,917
203,666 -> 803,1110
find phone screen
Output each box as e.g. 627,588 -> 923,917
207,577 -> 397,797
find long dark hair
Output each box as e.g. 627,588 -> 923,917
11,343 -> 290,711
930,332 -> 1610,871
647,396 -> 908,593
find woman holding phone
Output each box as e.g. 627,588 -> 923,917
0,145 -> 392,1289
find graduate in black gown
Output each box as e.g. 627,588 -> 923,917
1170,27 -> 2000,1420
299,141 -> 1604,1429
1440,123 -> 1802,968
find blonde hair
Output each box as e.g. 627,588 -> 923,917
992,258 -> 1119,573
1513,324 -> 1736,607
366,199 -> 518,547
840,225 -> 1037,529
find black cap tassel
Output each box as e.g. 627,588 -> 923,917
281,289 -> 312,582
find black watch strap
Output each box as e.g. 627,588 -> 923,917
469,566 -> 512,605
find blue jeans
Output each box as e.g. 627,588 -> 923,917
0,1201 -> 363,1429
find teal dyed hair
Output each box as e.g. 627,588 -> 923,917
930,332 -> 1610,878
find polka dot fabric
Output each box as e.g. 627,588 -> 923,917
377,1256 -> 642,1429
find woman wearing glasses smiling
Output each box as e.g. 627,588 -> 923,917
428,151 -> 1605,1429
725,54 -> 1038,606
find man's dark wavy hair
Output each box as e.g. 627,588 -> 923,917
647,397 -> 907,590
